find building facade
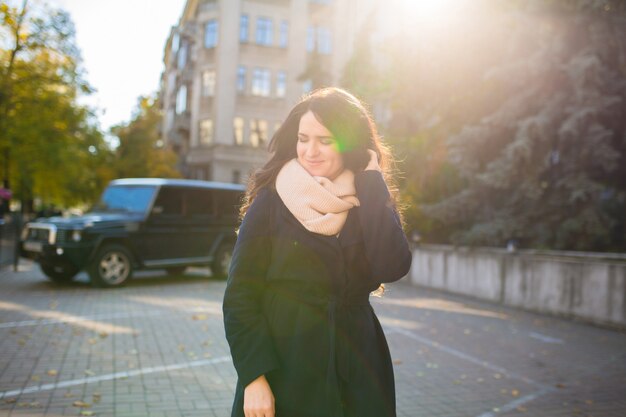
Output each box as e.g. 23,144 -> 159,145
160,0 -> 375,184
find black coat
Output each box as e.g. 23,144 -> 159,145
222,170 -> 412,417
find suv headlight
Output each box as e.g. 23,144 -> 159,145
71,230 -> 82,242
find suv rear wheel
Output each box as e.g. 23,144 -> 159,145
89,244 -> 134,288
212,243 -> 233,279
40,263 -> 79,285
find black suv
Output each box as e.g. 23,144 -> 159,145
20,178 -> 244,287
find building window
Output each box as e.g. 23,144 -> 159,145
200,119 -> 214,145
176,85 -> 187,114
240,14 -> 249,42
317,27 -> 332,54
171,32 -> 180,53
167,72 -> 176,92
233,117 -> 244,145
201,70 -> 216,97
250,119 -> 268,147
276,71 -> 286,98
252,68 -> 271,97
279,20 -> 288,48
306,26 -> 332,54
306,27 -> 315,52
232,170 -> 241,184
204,20 -> 219,48
237,66 -> 246,93
302,80 -> 313,94
177,43 -> 187,69
256,17 -> 273,46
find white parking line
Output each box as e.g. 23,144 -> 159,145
529,332 -> 564,344
475,387 -> 554,417
0,311 -> 165,329
389,326 -> 548,388
388,327 -> 556,416
0,356 -> 232,400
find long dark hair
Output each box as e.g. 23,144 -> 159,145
241,87 -> 401,218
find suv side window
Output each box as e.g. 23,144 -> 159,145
187,189 -> 214,220
152,187 -> 185,218
214,190 -> 241,223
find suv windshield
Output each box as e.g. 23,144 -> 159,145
91,185 -> 157,214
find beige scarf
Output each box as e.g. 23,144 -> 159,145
275,159 -> 360,236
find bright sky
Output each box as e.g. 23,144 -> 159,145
52,0 -> 187,133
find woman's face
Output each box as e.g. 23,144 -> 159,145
296,111 -> 344,179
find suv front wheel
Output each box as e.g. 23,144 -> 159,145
89,244 -> 134,288
40,262 -> 79,285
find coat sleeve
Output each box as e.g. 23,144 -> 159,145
222,188 -> 280,388
354,170 -> 412,283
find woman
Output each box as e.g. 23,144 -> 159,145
222,87 -> 412,417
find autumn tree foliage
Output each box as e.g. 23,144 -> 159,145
342,0 -> 626,252
110,95 -> 181,179
0,0 -> 113,211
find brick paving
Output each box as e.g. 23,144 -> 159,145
1,260 -> 625,417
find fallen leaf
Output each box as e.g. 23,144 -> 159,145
84,370 -> 96,376
98,332 -> 108,338
64,392 -> 74,398
92,392 -> 101,403
47,369 -> 58,376
4,398 -> 17,404
31,375 -> 40,382
192,314 -> 207,320
178,344 -> 186,352
393,360 -> 402,365
512,389 -> 520,397
72,401 -> 91,408
80,411 -> 95,416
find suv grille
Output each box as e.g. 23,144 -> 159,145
56,229 -> 68,243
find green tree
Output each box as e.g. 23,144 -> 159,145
110,95 -> 181,179
423,1 -> 626,251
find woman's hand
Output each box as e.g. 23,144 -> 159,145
365,149 -> 381,172
243,374 -> 275,417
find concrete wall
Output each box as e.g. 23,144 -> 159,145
409,244 -> 626,328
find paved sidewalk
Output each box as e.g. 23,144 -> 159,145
1,261 -> 625,416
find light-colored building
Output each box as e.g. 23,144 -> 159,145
159,0 -> 376,184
